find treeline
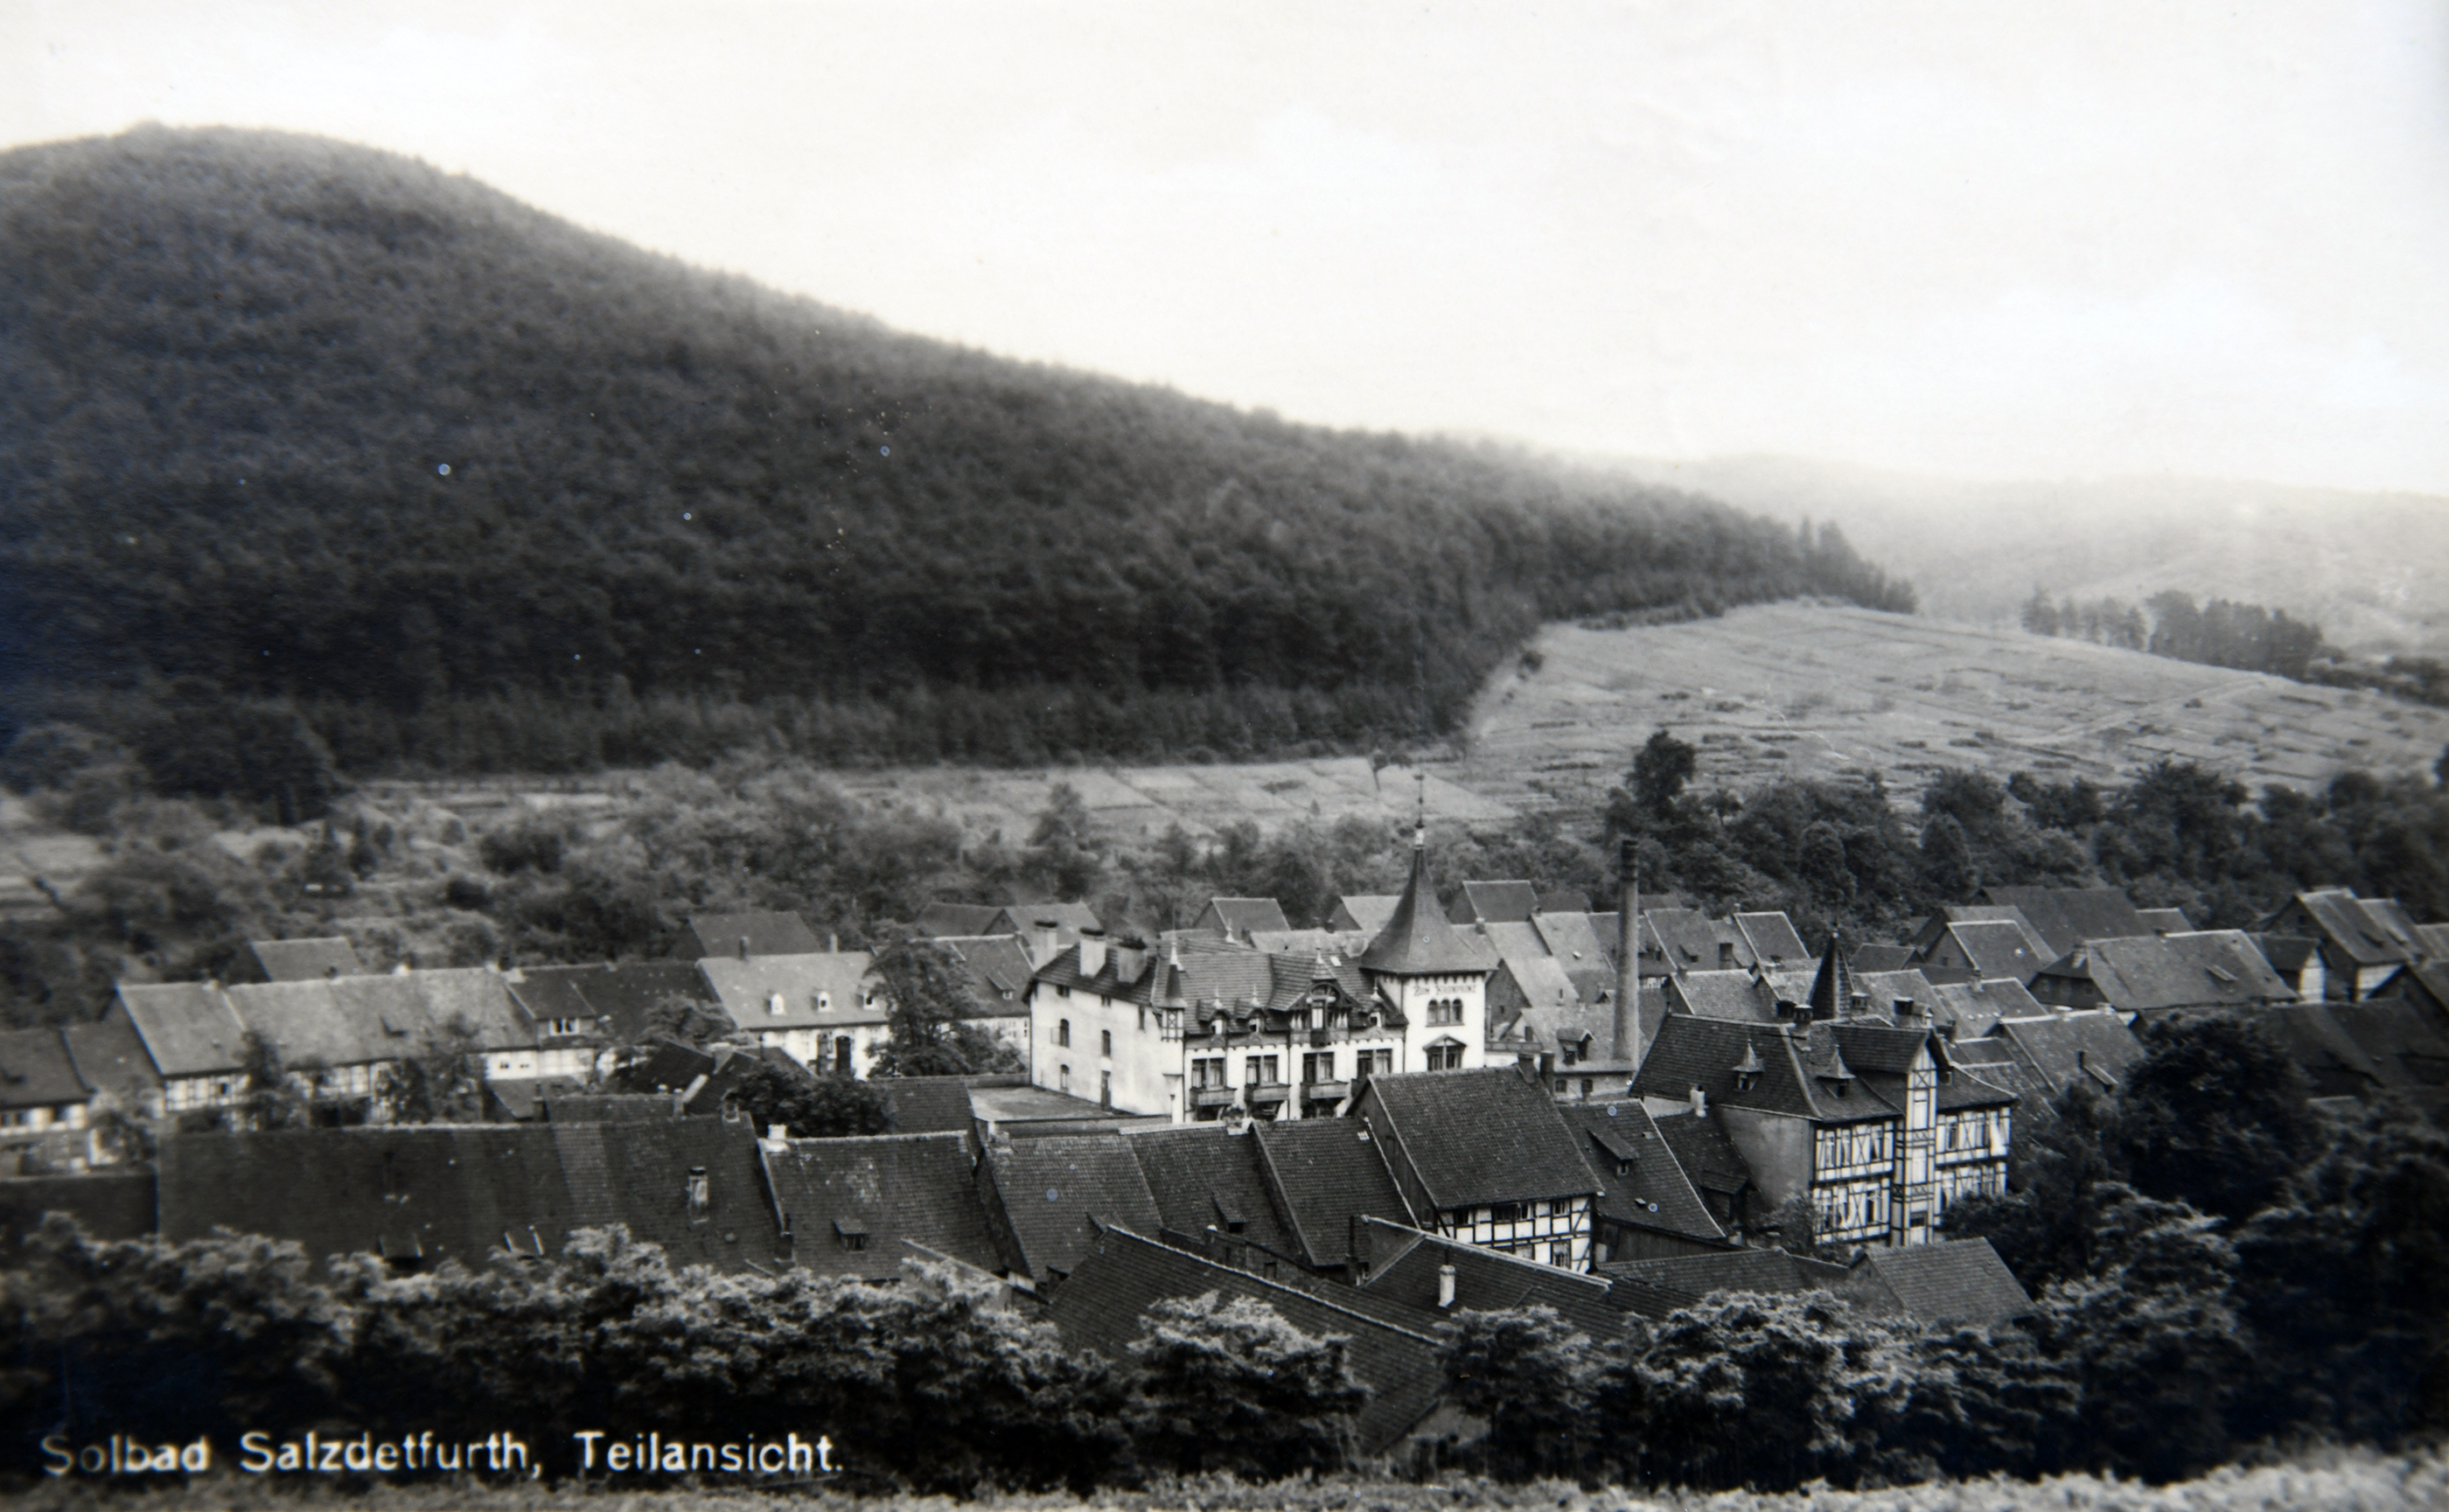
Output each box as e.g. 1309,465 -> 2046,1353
2021,589 -> 2329,681
1605,729 -> 2449,939
0,126 -> 1911,777
8,1019 -> 2439,1495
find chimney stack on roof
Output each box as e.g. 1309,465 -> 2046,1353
1615,838 -> 1640,1072
1078,928 -> 1108,979
1032,920 -> 1061,967
738,935 -> 751,961
1436,1263 -> 1458,1310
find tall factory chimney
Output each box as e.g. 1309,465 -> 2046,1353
1615,838 -> 1642,1071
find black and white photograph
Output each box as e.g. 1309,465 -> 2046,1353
1,4 -> 2445,1508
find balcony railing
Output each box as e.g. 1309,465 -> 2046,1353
1245,1081 -> 1289,1104
1190,1085 -> 1238,1109
1301,1079 -> 1350,1102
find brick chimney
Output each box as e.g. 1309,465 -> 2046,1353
1614,839 -> 1641,1071
1078,928 -> 1108,979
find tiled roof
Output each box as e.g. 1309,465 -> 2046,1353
0,1169 -> 156,1253
2411,923 -> 2449,960
158,1124 -> 678,1273
1352,1216 -> 1625,1337
697,951 -> 881,1030
483,1076 -> 592,1122
1644,909 -> 1725,971
915,902 -> 1008,938
112,983 -> 248,1078
1595,1248 -> 1858,1320
760,1132 -> 1000,1279
1537,888 -> 1593,915
633,1038 -> 717,1094
1555,1100 -> 1723,1244
2275,889 -> 2418,969
683,910 -> 824,959
0,1026 -> 91,1109
880,1076 -> 980,1135
505,965 -> 603,1028
1357,842 -> 1497,978
529,961 -> 721,1044
1247,928 -> 1378,958
1032,941 -> 1164,1006
1126,1125 -> 1301,1258
1920,978 -> 2042,1040
983,1132 -> 1162,1280
1989,1010 -> 2145,1098
2261,1004 -> 2393,1097
1805,937 -> 1855,1019
1850,943 -> 1916,972
2136,908 -> 2194,934
1250,1116 -> 1418,1269
59,1015 -> 162,1098
1649,1110 -> 1755,1197
938,935 -> 1039,1012
1357,1067 -> 1597,1212
1852,1239 -> 2030,1326
2250,934 -> 2321,973
1667,969 -> 1776,1021
1531,911 -> 1615,977
2330,1000 -> 2449,1090
2038,930 -> 2297,1013
1448,881 -> 1539,925
1201,897 -> 1294,937
1635,1015 -> 1896,1125
1734,913 -> 1811,968
246,937 -> 365,982
1978,887 -> 2152,958
1941,1036 -> 2031,1104
224,980 -> 404,1071
550,1116 -> 788,1269
1050,1227 -> 1448,1457
1482,921 -> 1583,1013
1942,920 -> 2050,982
1329,895 -> 1402,935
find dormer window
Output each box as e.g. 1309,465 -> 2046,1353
768,992 -> 786,1017
834,1217 -> 869,1252
686,1167 -> 710,1215
816,992 -> 832,1011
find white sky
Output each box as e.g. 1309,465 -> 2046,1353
5,1 -> 2446,493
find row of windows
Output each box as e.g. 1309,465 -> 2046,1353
1424,998 -> 1465,1025
1815,1122 -> 1895,1172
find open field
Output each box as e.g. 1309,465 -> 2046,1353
9,1447 -> 2441,1512
1459,603 -> 2449,819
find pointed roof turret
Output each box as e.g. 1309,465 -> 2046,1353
1357,810 -> 1497,978
1805,932 -> 1854,1021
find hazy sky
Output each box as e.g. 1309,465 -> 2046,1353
6,2 -> 2446,493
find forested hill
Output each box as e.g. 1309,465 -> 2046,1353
0,126 -> 1911,773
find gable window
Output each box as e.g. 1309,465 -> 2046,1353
1427,997 -> 1463,1025
1425,1042 -> 1463,1071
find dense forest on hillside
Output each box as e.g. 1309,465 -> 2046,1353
0,127 -> 1910,778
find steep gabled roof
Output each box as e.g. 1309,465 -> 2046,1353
1644,909 -> 1725,971
412,968 -> 538,1052
1352,1216 -> 1625,1336
1978,887 -> 2152,958
1850,943 -> 1916,972
1049,1228 -> 1447,1457
1448,881 -> 1539,925
59,1014 -> 162,1099
1198,897 -> 1294,937
1482,920 -> 1582,1014
2328,999 -> 2449,1090
2039,931 -> 2296,1013
759,1132 -> 1000,1279
983,1132 -> 1162,1280
2260,1003 -> 2393,1098
1649,1110 -> 1755,1198
0,1026 -> 91,1109
879,1076 -> 980,1135
1250,1115 -> 1417,1270
506,965 -> 604,1028
1329,895 -> 1402,935
938,935 -> 1038,1013
1357,840 -> 1497,978
1356,1068 -> 1597,1212
549,1115 -> 786,1269
1989,1010 -> 2145,1099
1634,1014 -> 1894,1125
1941,920 -> 2050,983
112,982 -> 248,1078
2276,889 -> 2418,969
2135,907 -> 2194,935
1531,911 -> 1615,976
696,951 -> 882,1029
1554,1100 -> 1723,1244
1919,978 -> 2043,1041
564,961 -> 722,1043
245,937 -> 364,982
683,910 -> 824,959
223,981 -> 396,1070
1667,969 -> 1777,1022
1126,1125 -> 1300,1258
1805,936 -> 1856,1019
1850,1238 -> 2030,1327
1734,913 -> 1811,968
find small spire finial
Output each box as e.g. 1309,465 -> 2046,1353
1413,772 -> 1427,848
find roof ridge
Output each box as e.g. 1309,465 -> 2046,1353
1099,1228 -> 1443,1343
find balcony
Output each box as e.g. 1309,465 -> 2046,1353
1301,1079 -> 1350,1102
1244,1081 -> 1289,1106
1190,1085 -> 1238,1110
1308,1027 -> 1332,1047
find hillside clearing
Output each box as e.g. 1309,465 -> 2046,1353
1460,603 -> 2449,818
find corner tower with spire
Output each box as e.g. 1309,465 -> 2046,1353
1357,778 -> 1497,1072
